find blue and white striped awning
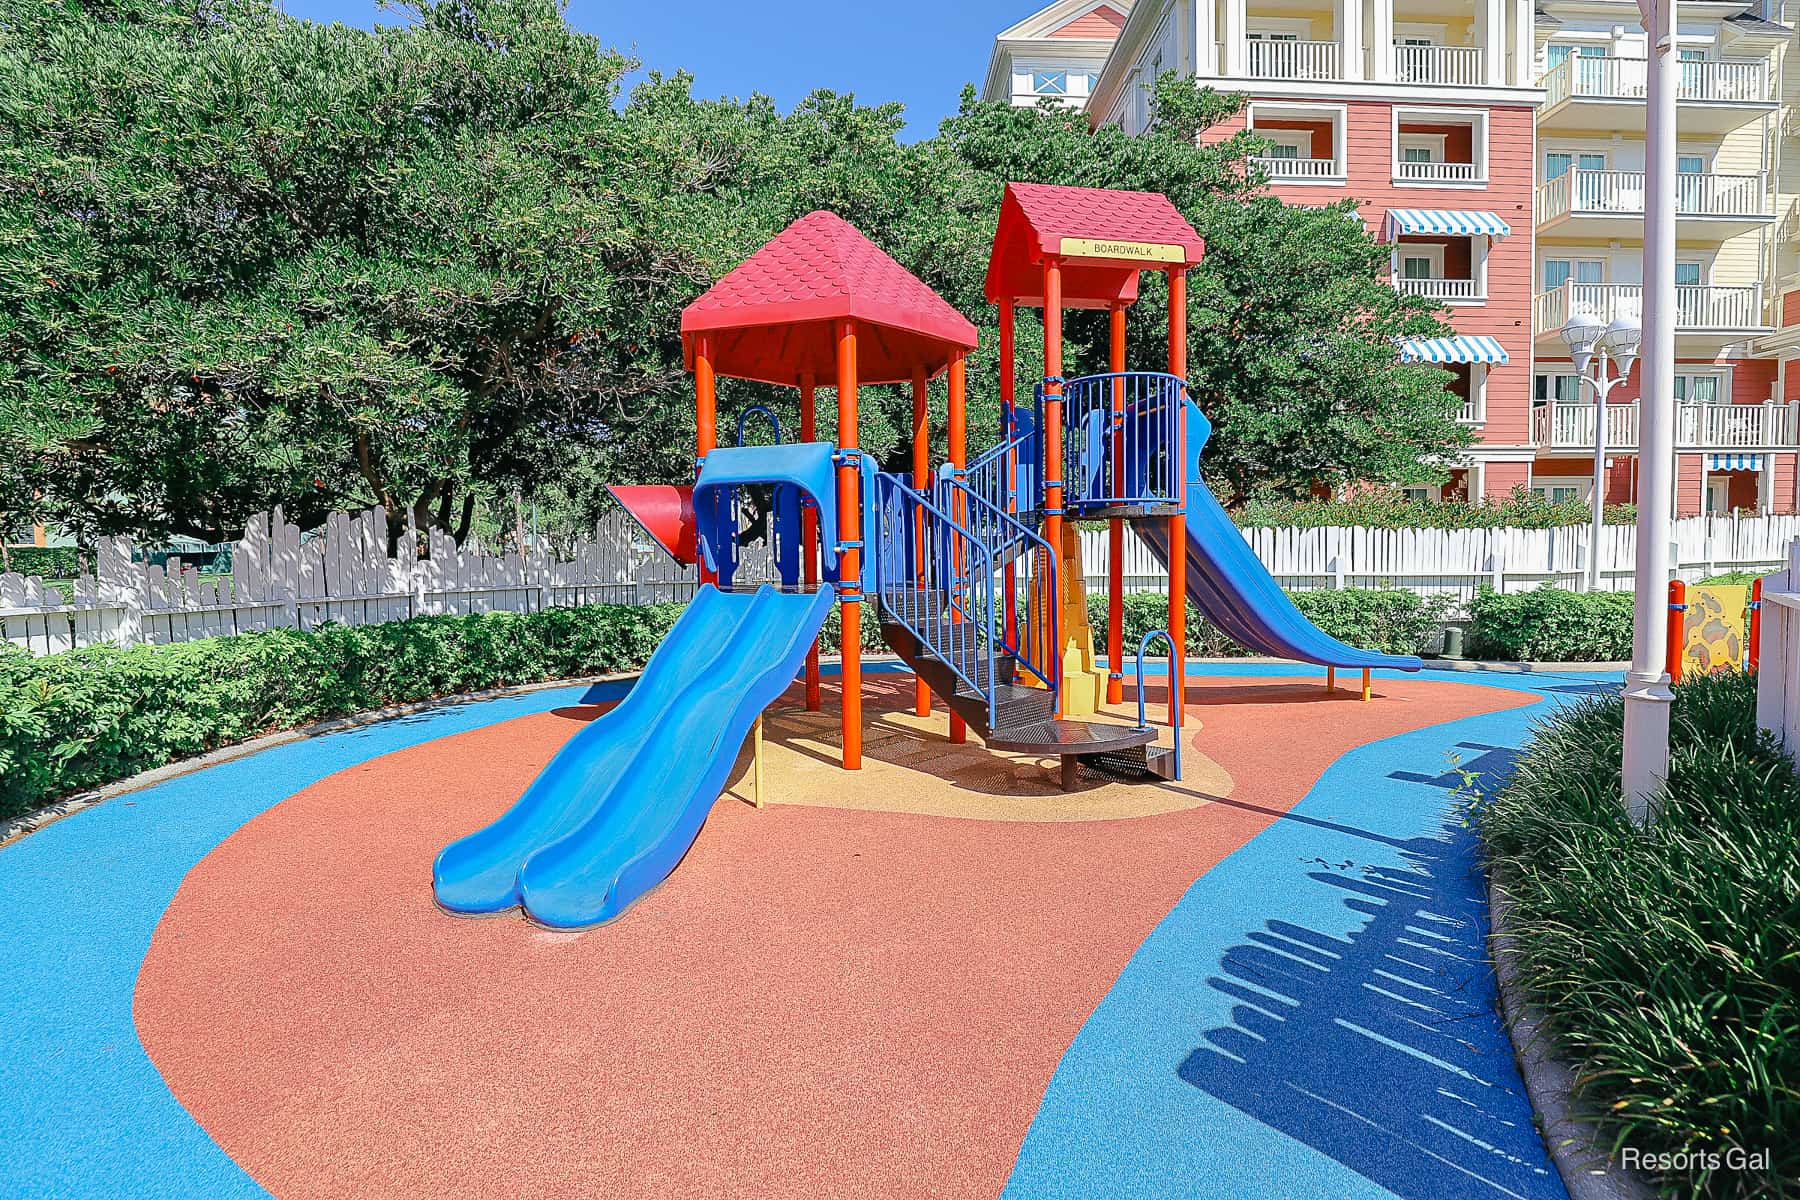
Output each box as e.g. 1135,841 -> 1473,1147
1398,335 -> 1510,365
1710,454 -> 1762,471
1385,208 -> 1512,239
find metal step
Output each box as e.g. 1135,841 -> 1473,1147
1079,742 -> 1179,782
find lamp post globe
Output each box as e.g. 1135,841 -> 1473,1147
1562,311 -> 1603,376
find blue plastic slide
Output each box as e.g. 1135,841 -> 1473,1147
433,582 -> 834,928
1136,399 -> 1422,673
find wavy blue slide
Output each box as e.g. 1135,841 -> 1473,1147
433,582 -> 834,928
1136,398 -> 1422,673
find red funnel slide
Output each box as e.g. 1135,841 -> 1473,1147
607,485 -> 697,566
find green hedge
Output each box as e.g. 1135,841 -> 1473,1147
1088,587 -> 1444,659
1465,587 -> 1634,662
1479,671 -> 1798,1197
4,545 -> 81,578
0,603 -> 693,821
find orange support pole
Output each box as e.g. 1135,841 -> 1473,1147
911,364 -> 932,718
836,320 -> 863,770
1666,579 -> 1686,686
948,351 -> 969,745
800,371 -> 822,711
1750,576 -> 1763,672
1107,302 -> 1127,706
694,332 -> 718,588
1000,300 -> 1019,648
1042,259 -> 1066,715
1166,267 -> 1188,731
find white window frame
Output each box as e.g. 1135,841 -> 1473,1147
1247,101 -> 1347,185
1397,243 -> 1446,278
1534,371 -> 1584,404
1390,106 -> 1488,188
1533,480 -> 1592,505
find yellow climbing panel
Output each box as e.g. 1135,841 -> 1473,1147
1023,521 -> 1108,715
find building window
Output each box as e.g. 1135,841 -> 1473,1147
1673,374 -> 1723,404
1400,485 -> 1435,503
1675,260 -> 1704,286
1032,71 -> 1068,95
1534,483 -> 1587,504
1542,258 -> 1603,290
1535,373 -> 1583,403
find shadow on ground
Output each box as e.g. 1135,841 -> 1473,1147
1176,747 -> 1562,1200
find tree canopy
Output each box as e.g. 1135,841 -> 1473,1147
0,0 -> 1469,546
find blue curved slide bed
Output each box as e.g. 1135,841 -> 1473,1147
433,582 -> 834,928
1137,399 -> 1422,673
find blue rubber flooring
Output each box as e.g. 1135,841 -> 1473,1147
1003,666 -> 1620,1200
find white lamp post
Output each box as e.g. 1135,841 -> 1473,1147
1562,313 -> 1642,592
1623,0 -> 1677,825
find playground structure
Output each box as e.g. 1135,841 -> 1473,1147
433,185 -> 1422,929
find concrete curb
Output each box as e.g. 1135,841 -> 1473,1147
1487,864 -> 1656,1200
0,671 -> 643,852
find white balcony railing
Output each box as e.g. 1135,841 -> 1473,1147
1457,397 -> 1482,424
1395,159 -> 1482,183
1247,39 -> 1342,80
1252,155 -> 1341,179
1541,55 -> 1772,106
1393,43 -> 1486,86
1531,401 -> 1800,450
1535,169 -> 1771,222
1534,281 -> 1768,334
1395,277 -> 1483,301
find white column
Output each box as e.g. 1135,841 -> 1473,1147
1483,0 -> 1505,85
1372,0 -> 1394,81
1513,0 -> 1534,86
1622,0 -> 1677,824
1195,0 -> 1219,75
1340,0 -> 1365,79
1223,0 -> 1248,75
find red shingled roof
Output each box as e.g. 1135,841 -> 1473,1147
985,182 -> 1205,309
681,211 -> 978,387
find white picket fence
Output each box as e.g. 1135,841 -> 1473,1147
1092,514 -> 1800,606
0,506 -> 761,657
6,505 -> 1799,656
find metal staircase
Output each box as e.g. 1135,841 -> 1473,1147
871,447 -> 1158,789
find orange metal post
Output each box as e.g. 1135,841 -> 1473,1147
911,365 -> 932,718
1106,302 -> 1127,706
800,372 -> 822,711
1750,576 -> 1763,672
1166,268 -> 1188,730
694,333 -> 718,587
836,320 -> 863,770
948,352 -> 969,745
1666,579 -> 1686,685
1042,260 -> 1066,714
999,300 -> 1018,647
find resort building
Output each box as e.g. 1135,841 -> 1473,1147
983,0 -> 1800,513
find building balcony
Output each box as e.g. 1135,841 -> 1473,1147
1395,159 -> 1483,184
1538,55 -> 1775,134
1535,169 -> 1773,239
1392,43 -> 1486,86
1531,401 -> 1800,452
1252,154 -> 1342,180
1533,282 -> 1771,342
1395,276 -> 1483,302
1246,39 -> 1343,81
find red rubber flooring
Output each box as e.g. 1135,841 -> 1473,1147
134,674 -> 1530,1200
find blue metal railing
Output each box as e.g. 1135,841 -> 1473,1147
1057,371 -> 1186,512
735,405 -> 783,446
1134,628 -> 1181,781
936,476 -> 1058,692
873,472 -> 1000,730
963,403 -> 1042,518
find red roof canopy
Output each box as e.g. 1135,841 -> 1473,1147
681,211 -> 978,387
984,183 -> 1205,310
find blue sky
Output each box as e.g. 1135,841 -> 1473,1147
275,0 -> 1037,138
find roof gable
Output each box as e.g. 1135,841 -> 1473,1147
985,182 -> 1205,309
1047,4 -> 1127,38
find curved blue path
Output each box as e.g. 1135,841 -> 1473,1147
0,666 -> 1615,1200
1002,667 -> 1621,1200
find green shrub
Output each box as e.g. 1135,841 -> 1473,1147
0,602 -> 684,821
4,546 -> 82,578
1479,671 -> 1799,1198
1232,489 -> 1637,530
1698,569 -> 1776,588
1465,586 -> 1634,661
1087,587 -> 1443,660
